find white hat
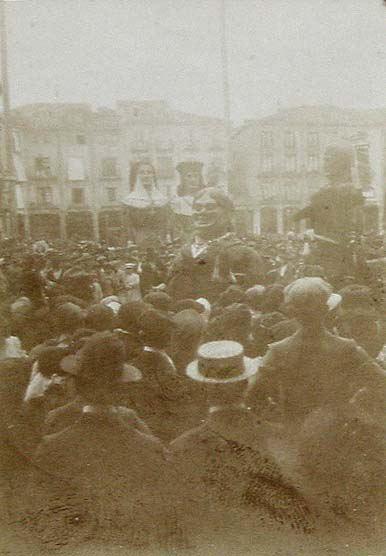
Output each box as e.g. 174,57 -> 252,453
186,341 -> 261,384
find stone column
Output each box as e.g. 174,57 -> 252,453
253,208 -> 261,235
277,206 -> 284,234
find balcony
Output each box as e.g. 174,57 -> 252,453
131,142 -> 150,154
28,201 -> 59,212
30,171 -> 57,181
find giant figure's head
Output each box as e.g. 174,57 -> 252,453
176,161 -> 205,197
324,143 -> 354,187
129,160 -> 157,192
192,187 -> 234,240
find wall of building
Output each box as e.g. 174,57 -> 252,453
231,106 -> 386,235
10,101 -> 227,241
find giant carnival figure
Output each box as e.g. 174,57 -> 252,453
170,161 -> 206,239
168,187 -> 264,301
122,160 -> 169,247
294,142 -> 365,285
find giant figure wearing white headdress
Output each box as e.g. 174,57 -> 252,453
122,161 -> 169,246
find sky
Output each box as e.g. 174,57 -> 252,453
5,0 -> 386,123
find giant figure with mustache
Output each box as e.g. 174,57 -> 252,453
168,188 -> 263,301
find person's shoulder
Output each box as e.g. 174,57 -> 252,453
128,427 -> 168,459
45,400 -> 81,428
170,423 -> 216,452
267,332 -> 299,353
326,332 -> 357,352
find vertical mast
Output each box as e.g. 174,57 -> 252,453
0,0 -> 16,236
220,0 -> 231,194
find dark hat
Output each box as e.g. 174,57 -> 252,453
139,308 -> 175,337
173,309 -> 205,338
117,300 -> 151,332
36,346 -> 70,378
186,340 -> 260,384
54,302 -> 85,331
217,285 -> 245,308
245,285 -> 266,310
338,285 -> 378,315
220,303 -> 252,331
75,332 -> 141,385
174,299 -> 205,314
143,291 -> 173,313
176,160 -> 204,174
85,304 -> 115,332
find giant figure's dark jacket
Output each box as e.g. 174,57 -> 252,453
294,185 -> 364,239
168,234 -> 264,302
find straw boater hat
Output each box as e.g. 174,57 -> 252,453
186,340 -> 260,384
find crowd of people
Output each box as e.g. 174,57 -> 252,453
0,182 -> 385,553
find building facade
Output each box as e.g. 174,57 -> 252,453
7,101 -> 227,242
231,106 -> 386,235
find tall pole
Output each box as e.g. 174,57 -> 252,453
0,0 -> 16,237
220,0 -> 231,194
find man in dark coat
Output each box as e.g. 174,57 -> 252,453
171,340 -> 312,546
247,278 -> 386,429
25,333 -> 173,549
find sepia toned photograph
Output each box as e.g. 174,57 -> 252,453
0,1 -> 385,554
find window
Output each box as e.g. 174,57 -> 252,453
106,187 -> 117,203
13,131 -> 21,153
37,187 -> 53,205
261,154 -> 273,173
210,137 -> 223,152
68,157 -> 86,180
307,153 -> 319,172
285,154 -> 297,172
308,132 -> 319,149
34,157 -> 51,178
284,131 -> 296,149
355,143 -> 371,187
156,135 -> 173,152
76,134 -> 86,145
132,130 -> 148,151
157,157 -> 175,179
72,188 -> 85,205
184,130 -> 198,152
101,157 -> 118,177
261,131 -> 273,149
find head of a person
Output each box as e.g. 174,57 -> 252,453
186,340 -> 258,409
284,278 -> 339,328
218,303 -> 252,344
143,291 -> 172,313
244,285 -> 266,312
138,308 -> 175,350
337,285 -> 381,356
123,262 -> 137,274
34,345 -> 78,407
85,304 -> 115,332
192,187 -> 234,240
217,285 -> 245,308
53,302 -> 85,335
117,301 -> 150,333
0,315 -> 10,346
75,332 -> 140,405
172,309 -> 205,357
261,284 -> 285,314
